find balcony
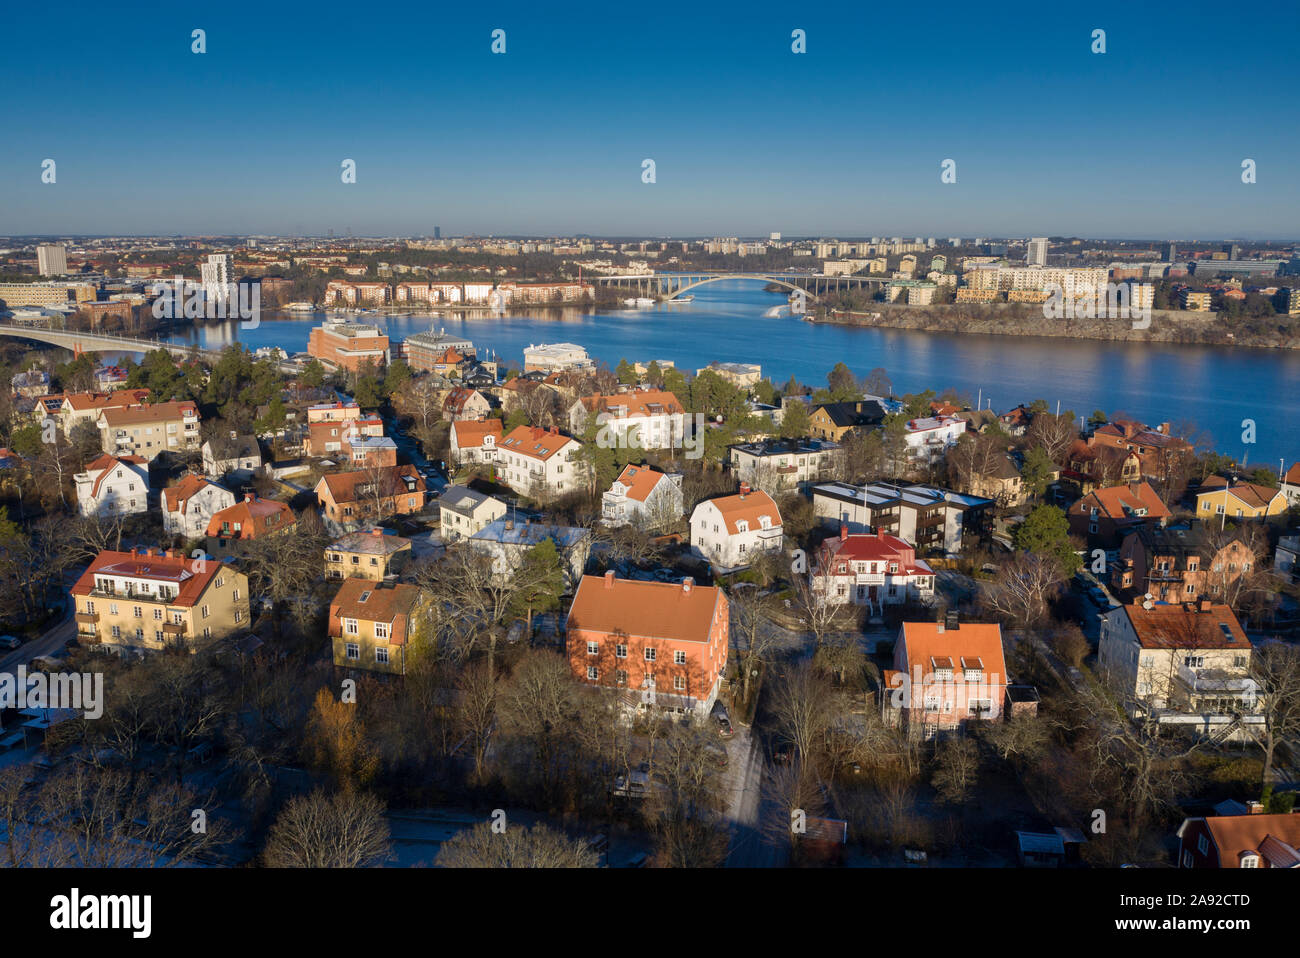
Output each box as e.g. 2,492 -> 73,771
75,611 -> 100,625
162,622 -> 188,636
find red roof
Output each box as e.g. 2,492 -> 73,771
71,548 -> 222,608
567,574 -> 724,644
81,453 -> 147,499
816,531 -> 931,576
205,496 -> 295,539
499,426 -> 578,462
613,463 -> 670,503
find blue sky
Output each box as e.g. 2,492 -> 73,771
3,0 -> 1298,238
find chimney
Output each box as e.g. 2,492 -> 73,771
1158,422 -> 1170,435
682,577 -> 694,594
244,493 -> 256,502
1197,595 -> 1212,613
945,610 -> 960,632
839,522 -> 848,542
604,570 -> 615,588
739,481 -> 751,498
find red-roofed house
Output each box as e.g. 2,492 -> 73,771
601,463 -> 683,529
883,617 -> 1008,737
1176,812 -> 1300,869
567,572 -> 729,717
811,527 -> 935,611
1099,597 -> 1259,736
205,494 -> 296,556
568,388 -> 688,450
496,426 -> 587,500
1282,461 -> 1300,509
162,474 -> 237,539
329,578 -> 424,674
314,465 -> 426,527
689,484 -> 783,570
449,418 -> 503,468
73,453 -> 149,518
1067,480 -> 1170,546
71,547 -> 250,654
96,400 -> 200,459
442,387 -> 492,422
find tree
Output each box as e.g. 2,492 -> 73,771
262,790 -> 391,868
509,537 -> 565,630
303,688 -> 380,792
301,358 -> 326,389
981,551 -> 1066,629
436,821 -> 598,868
931,736 -> 980,804
728,588 -> 782,704
827,362 -> 858,401
1013,504 -> 1079,574
779,398 -> 811,439
769,662 -> 839,772
615,358 -> 637,385
1250,642 -> 1300,791
1025,410 -> 1078,463
863,367 -> 892,397
1020,446 -> 1055,498
455,660 -> 498,784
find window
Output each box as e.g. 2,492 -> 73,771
615,644 -> 627,659
1240,855 -> 1258,868
346,642 -> 360,660
153,608 -> 163,620
587,666 -> 599,680
155,630 -> 164,643
615,669 -> 628,685
344,618 -> 359,635
374,622 -> 389,640
674,650 -> 686,665
111,625 -> 121,638
202,605 -> 210,619
587,641 -> 599,655
1198,835 -> 1209,855
644,648 -> 656,662
673,676 -> 686,691
375,647 -> 389,664
133,605 -> 142,618
234,610 -> 243,624
1185,655 -> 1204,669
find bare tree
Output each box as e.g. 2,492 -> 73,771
436,820 -> 598,867
930,736 -> 980,804
1025,410 -> 1078,464
1251,642 -> 1300,791
262,789 -> 391,867
456,659 -> 498,784
728,588 -> 782,703
769,662 -> 839,772
980,551 -> 1065,629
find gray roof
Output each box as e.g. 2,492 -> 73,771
470,517 -> 589,549
439,484 -> 497,516
328,528 -> 412,555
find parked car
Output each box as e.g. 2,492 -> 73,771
0,636 -> 21,650
711,700 -> 734,738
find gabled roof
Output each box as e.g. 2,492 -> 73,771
1186,813 -> 1300,868
451,418 -> 502,449
567,574 -> 723,644
315,464 -> 425,504
1198,481 -> 1285,510
63,388 -> 150,412
163,474 -> 228,515
79,454 -> 148,499
327,528 -> 412,556
205,496 -> 295,539
1073,481 -> 1170,521
577,389 -> 684,419
100,400 -> 198,426
817,532 -> 931,575
498,426 -> 578,462
700,489 -> 782,535
330,578 -> 420,644
611,464 -> 671,503
899,621 -> 1006,678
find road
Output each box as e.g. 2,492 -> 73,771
0,613 -> 75,682
722,724 -> 784,867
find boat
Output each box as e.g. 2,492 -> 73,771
669,294 -> 694,304
623,298 -> 638,307
634,297 -> 656,307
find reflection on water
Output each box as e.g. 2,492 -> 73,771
160,280 -> 1300,467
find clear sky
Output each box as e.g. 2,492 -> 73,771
3,0 -> 1298,239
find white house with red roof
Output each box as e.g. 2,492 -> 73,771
602,463 -> 683,529
161,474 -> 237,539
449,418 -> 503,468
689,483 -> 783,570
811,526 -> 935,611
884,616 -> 1008,736
1282,461 -> 1300,508
74,454 -> 150,518
902,414 -> 966,463
568,388 -> 688,451
496,425 -> 587,500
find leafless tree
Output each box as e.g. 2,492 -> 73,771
436,820 -> 598,867
769,662 -> 839,772
1250,642 -> 1300,791
980,551 -> 1065,629
456,659 -> 498,784
728,588 -> 782,703
262,789 -> 391,867
1025,410 -> 1078,464
930,736 -> 981,804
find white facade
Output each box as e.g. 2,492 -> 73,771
496,428 -> 588,500
689,491 -> 783,570
602,467 -> 684,529
903,415 -> 966,462
74,456 -> 150,518
161,478 -> 237,539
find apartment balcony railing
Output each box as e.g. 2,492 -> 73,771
74,611 -> 99,624
162,622 -> 188,636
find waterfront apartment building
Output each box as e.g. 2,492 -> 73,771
307,321 -> 390,371
523,342 -> 594,374
72,547 -> 250,655
402,329 -> 476,372
0,281 -> 96,307
322,280 -> 392,307
696,361 -> 761,389
964,265 -> 1108,297
96,400 -> 200,460
567,573 -> 729,718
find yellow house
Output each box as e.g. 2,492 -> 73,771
325,528 -> 413,581
1196,478 -> 1287,522
72,547 -> 250,654
328,578 -> 424,674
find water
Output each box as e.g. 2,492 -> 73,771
160,279 -> 1300,469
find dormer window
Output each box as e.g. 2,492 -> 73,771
1240,854 -> 1259,868
736,520 -> 749,533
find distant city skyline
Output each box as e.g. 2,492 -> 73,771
3,1 -> 1298,238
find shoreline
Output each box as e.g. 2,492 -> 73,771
812,304 -> 1300,351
